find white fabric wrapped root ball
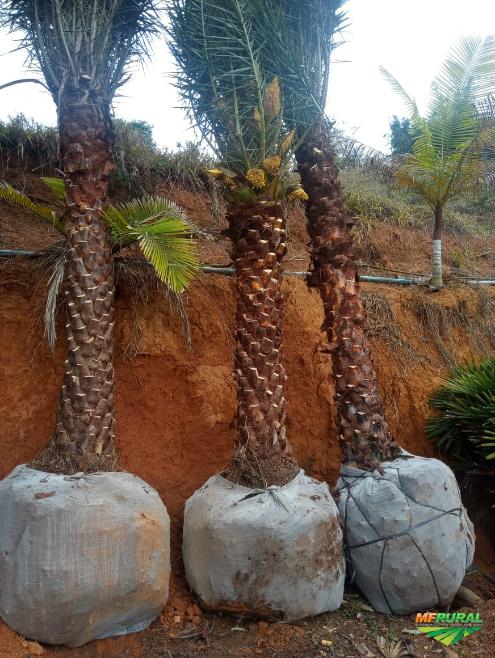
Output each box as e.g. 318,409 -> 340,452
183,470 -> 345,620
336,455 -> 475,615
0,465 -> 170,647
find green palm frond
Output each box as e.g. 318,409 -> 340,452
252,0 -> 347,131
384,36 -> 495,210
380,67 -> 420,117
105,197 -> 199,294
0,180 -> 67,235
427,355 -> 495,465
167,0 -> 294,177
41,176 -> 65,203
431,36 -> 495,107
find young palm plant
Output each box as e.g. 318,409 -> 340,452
167,0 -> 344,620
252,0 -> 400,469
382,35 -> 495,288
0,0 -> 162,473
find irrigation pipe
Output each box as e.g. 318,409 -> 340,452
2,249 -> 495,286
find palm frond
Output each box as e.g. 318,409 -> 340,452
44,253 -> 65,350
427,355 -> 495,465
41,176 -> 65,203
168,0 -> 293,174
105,196 -> 199,294
431,36 -> 495,107
0,180 -> 66,234
380,67 -> 419,117
0,1 -> 161,100
252,0 -> 348,130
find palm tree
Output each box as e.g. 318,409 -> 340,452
0,1 -> 162,473
0,177 -> 198,348
382,36 -> 495,288
253,0 -> 400,468
167,0 -> 309,487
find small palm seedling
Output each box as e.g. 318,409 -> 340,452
167,0 -> 344,621
428,355 -> 495,465
382,36 -> 495,288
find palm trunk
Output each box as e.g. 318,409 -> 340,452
33,92 -> 118,474
430,207 -> 443,289
295,120 -> 400,469
224,199 -> 298,487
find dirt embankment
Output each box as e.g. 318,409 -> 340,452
1,173 -> 495,657
2,261 -> 494,510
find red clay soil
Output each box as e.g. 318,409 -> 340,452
1,178 -> 495,657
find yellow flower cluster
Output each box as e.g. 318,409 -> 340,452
263,155 -> 281,176
263,78 -> 281,118
246,168 -> 266,190
289,187 -> 309,202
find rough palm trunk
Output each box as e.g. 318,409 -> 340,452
224,199 -> 298,487
430,206 -> 443,289
296,120 -> 400,469
33,91 -> 118,474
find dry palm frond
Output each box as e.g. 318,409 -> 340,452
362,291 -> 422,367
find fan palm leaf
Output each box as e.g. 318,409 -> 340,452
0,178 -> 199,340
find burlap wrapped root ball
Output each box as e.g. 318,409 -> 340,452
183,470 -> 345,620
336,454 -> 475,615
0,465 -> 170,647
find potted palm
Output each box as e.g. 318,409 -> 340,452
0,1 -> 196,647
167,0 -> 344,620
253,2 -> 475,614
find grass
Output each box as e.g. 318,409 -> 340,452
0,114 -> 213,198
341,168 -> 495,237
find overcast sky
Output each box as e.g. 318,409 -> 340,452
0,0 -> 493,154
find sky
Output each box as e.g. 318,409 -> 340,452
0,0 -> 493,154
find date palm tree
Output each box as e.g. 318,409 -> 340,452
0,1 -> 163,473
382,35 -> 495,288
167,0 -> 309,487
253,0 -> 400,468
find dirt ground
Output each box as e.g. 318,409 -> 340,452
1,172 -> 495,657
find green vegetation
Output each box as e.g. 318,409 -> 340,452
388,115 -> 413,155
0,177 -> 199,347
0,115 -> 213,196
427,355 -> 495,464
382,36 -> 495,287
342,168 -> 494,237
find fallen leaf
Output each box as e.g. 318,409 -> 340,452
34,491 -> 55,499
21,639 -> 44,655
355,601 -> 376,612
321,639 -> 333,647
357,642 -> 376,658
376,636 -> 414,658
401,629 -> 422,635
